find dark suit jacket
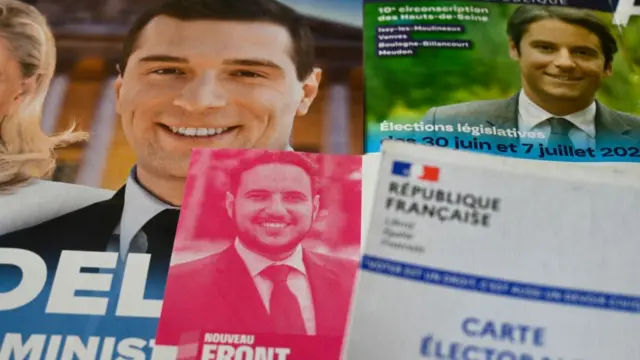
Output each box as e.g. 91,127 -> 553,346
0,185 -> 177,342
0,186 -> 127,256
424,94 -> 640,148
158,244 -> 358,342
0,184 -> 176,281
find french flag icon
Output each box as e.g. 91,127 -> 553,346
391,161 -> 440,182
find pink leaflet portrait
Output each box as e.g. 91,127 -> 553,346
156,148 -> 362,360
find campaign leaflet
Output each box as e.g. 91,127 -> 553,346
343,140 -> 640,359
155,148 -> 362,360
363,0 -> 640,163
0,244 -> 174,359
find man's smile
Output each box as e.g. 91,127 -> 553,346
260,222 -> 289,229
544,73 -> 583,82
162,125 -> 239,137
253,218 -> 293,230
159,124 -> 240,139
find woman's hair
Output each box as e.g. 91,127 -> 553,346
0,0 -> 87,191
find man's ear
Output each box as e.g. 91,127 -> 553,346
603,62 -> 613,78
114,75 -> 123,115
311,194 -> 320,220
225,192 -> 234,219
508,39 -> 520,61
296,68 -> 322,116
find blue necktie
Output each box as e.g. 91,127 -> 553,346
547,117 -> 574,147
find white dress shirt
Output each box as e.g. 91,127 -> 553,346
107,168 -> 178,259
234,239 -> 316,335
517,91 -> 596,148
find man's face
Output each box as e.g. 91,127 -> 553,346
510,18 -> 612,108
226,163 -> 319,257
115,17 -> 321,179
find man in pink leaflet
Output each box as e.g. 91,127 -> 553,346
160,151 -> 359,340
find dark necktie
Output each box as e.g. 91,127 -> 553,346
547,117 -> 574,147
141,209 -> 181,275
87,209 -> 180,336
261,264 -> 306,335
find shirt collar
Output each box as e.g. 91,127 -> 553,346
234,238 -> 307,277
117,167 -> 178,257
518,90 -> 596,137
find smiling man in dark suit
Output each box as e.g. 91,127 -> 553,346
158,151 -> 358,342
425,5 -> 640,149
0,0 -> 321,277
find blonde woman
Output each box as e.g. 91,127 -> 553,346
0,0 -> 112,234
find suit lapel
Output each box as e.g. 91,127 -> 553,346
594,102 -> 640,147
485,93 -> 519,129
303,250 -> 346,335
56,185 -> 126,252
211,246 -> 273,332
477,93 -> 519,147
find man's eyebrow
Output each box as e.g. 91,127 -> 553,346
243,189 -> 306,194
530,40 -> 599,51
571,45 -> 599,52
529,39 -> 556,44
223,58 -> 282,69
283,190 -> 308,197
137,55 -> 189,63
244,188 -> 270,193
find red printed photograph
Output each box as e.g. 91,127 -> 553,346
156,148 -> 362,359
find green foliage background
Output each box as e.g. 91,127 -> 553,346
364,1 -> 640,125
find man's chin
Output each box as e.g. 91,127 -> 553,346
145,157 -> 190,179
239,237 -> 303,259
260,241 -> 300,254
541,89 -> 587,102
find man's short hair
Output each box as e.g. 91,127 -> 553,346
120,0 -> 315,81
227,151 -> 319,196
507,5 -> 618,67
